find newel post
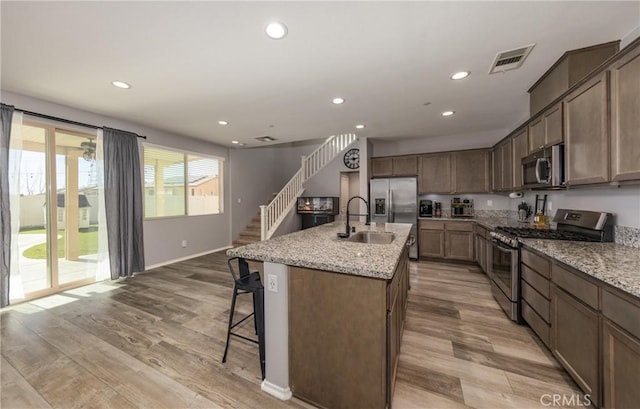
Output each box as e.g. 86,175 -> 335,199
260,205 -> 267,241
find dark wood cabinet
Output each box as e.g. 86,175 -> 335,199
444,230 -> 474,261
512,128 -> 528,189
418,153 -> 451,194
551,284 -> 600,406
371,157 -> 393,177
528,102 -> 563,154
602,319 -> 640,409
609,45 -> 640,182
419,221 -> 473,261
289,244 -> 409,409
452,150 -> 490,193
475,225 -> 491,274
565,71 -> 610,186
492,139 -> 512,192
528,41 -> 619,116
418,223 -> 445,258
521,248 -> 552,348
371,155 -> 418,177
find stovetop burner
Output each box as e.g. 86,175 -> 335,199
494,226 -> 601,242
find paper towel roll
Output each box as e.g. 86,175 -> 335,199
508,192 -> 523,199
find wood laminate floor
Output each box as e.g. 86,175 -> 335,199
1,253 -> 584,409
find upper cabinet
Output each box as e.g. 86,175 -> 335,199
565,71 -> 610,186
371,155 -> 417,177
512,128 -> 529,189
609,45 -> 640,182
528,41 -> 619,116
452,150 -> 490,193
418,153 -> 451,194
528,102 -> 564,154
417,150 -> 490,194
492,139 -> 512,192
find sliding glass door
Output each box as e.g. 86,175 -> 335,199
10,121 -> 108,301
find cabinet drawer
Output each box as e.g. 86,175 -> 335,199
419,220 -> 444,230
522,264 -> 550,299
522,281 -> 550,323
602,289 -> 640,339
521,248 -> 551,278
445,222 -> 474,232
522,300 -> 550,348
552,263 -> 599,310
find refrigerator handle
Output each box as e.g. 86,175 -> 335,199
389,190 -> 394,222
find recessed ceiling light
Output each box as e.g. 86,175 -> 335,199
450,71 -> 470,80
218,120 -> 229,126
231,140 -> 239,144
332,97 -> 345,105
265,22 -> 288,39
111,81 -> 131,89
442,111 -> 455,117
355,124 -> 366,129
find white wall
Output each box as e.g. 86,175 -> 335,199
2,91 -> 231,267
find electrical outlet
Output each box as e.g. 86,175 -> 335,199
487,200 -> 493,207
181,240 -> 187,248
237,198 -> 242,204
267,274 -> 278,293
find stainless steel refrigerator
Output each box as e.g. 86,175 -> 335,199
369,177 -> 418,259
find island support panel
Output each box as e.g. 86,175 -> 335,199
289,267 -> 387,409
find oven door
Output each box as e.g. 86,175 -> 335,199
490,239 -> 519,301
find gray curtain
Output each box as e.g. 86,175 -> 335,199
0,104 -> 14,307
103,127 -> 145,279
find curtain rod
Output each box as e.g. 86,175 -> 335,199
15,108 -> 147,139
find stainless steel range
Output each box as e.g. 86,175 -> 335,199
488,209 -> 613,322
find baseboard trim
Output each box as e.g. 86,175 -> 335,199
261,380 -> 292,400
145,246 -> 233,270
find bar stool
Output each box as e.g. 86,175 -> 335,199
222,257 -> 265,379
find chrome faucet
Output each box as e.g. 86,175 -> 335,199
345,196 -> 370,236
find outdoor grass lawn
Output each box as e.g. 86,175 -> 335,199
21,228 -> 99,259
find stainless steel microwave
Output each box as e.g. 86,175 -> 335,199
522,144 -> 565,189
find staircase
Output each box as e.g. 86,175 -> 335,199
259,133 -> 358,240
233,212 -> 262,247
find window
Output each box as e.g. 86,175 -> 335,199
143,145 -> 223,218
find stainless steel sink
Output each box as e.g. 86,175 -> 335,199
346,231 -> 396,244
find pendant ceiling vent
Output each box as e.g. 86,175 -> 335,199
488,44 -> 536,74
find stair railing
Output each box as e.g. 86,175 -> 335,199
260,133 -> 357,240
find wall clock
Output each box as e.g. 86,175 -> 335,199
343,148 -> 360,169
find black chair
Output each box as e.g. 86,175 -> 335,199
222,257 -> 265,379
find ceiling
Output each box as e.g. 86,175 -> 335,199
2,2 -> 638,148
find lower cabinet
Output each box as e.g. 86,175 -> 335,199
551,284 -> 600,405
418,220 -> 474,261
475,225 -> 492,274
521,248 -> 551,347
602,319 -> 640,409
518,251 -> 640,409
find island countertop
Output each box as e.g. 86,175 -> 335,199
226,222 -> 412,280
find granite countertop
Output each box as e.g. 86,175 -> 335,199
226,222 -> 412,280
521,239 -> 640,299
418,216 -> 525,230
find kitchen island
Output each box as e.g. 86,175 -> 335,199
227,221 -> 412,409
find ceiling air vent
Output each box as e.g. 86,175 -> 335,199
255,136 -> 276,142
488,44 -> 535,74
